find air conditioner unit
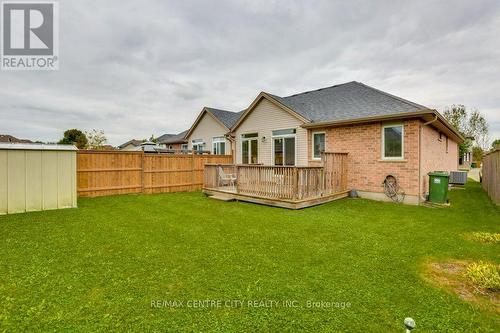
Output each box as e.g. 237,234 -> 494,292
450,171 -> 467,185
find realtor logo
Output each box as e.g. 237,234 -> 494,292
1,1 -> 58,70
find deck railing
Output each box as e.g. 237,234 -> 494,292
203,152 -> 349,202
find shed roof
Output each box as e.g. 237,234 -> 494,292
0,143 -> 78,151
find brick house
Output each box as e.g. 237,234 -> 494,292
225,81 -> 462,204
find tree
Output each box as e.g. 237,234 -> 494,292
492,139 -> 500,149
58,129 -> 88,149
443,105 -> 490,154
472,146 -> 483,162
468,110 -> 489,149
85,129 -> 107,150
443,104 -> 467,133
443,105 -> 472,158
148,135 -> 157,143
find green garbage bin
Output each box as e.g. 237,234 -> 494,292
428,171 -> 450,204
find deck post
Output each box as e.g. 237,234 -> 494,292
293,167 -> 298,200
236,165 -> 240,194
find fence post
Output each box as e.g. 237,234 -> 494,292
141,152 -> 145,194
191,151 -> 195,191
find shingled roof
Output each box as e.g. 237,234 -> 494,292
156,133 -> 175,142
267,81 -> 429,123
205,108 -> 244,129
118,139 -> 143,149
0,134 -> 33,143
158,130 -> 188,144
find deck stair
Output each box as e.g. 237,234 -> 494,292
208,194 -> 236,202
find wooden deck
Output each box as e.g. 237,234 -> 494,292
203,152 -> 349,209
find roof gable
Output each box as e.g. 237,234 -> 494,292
231,92 -> 309,131
185,107 -> 244,139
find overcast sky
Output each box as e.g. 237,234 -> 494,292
1,0 -> 499,146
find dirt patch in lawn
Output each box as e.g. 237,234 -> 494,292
423,260 -> 500,313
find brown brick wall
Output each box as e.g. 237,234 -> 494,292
420,124 -> 459,196
308,120 -> 421,196
307,119 -> 460,200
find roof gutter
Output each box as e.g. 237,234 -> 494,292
301,110 -> 435,129
423,114 -> 438,126
301,109 -> 464,143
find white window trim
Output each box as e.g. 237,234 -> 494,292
240,132 -> 259,164
381,123 -> 404,160
192,139 -> 205,152
272,129 -> 297,166
311,131 -> 326,160
212,137 -> 226,155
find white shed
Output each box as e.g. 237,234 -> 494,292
0,143 -> 78,214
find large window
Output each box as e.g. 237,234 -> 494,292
192,139 -> 204,153
382,124 -> 403,159
273,129 -> 296,166
241,133 -> 258,164
312,132 -> 325,160
212,137 -> 226,155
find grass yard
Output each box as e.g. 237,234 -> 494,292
0,181 -> 499,332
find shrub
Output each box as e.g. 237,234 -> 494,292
465,262 -> 500,291
469,232 -> 500,244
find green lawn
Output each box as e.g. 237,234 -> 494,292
0,182 -> 498,332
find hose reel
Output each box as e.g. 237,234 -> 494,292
383,175 -> 405,203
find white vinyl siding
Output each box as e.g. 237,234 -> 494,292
234,99 -> 308,166
186,112 -> 231,155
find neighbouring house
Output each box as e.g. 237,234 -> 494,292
458,136 -> 475,168
100,145 -> 117,151
185,107 -> 243,155
0,134 -> 33,143
157,130 -> 188,152
212,81 -> 461,204
118,139 -> 144,151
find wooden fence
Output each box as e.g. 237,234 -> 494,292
482,148 -> 499,205
77,151 -> 232,197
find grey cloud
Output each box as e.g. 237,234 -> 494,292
1,0 -> 499,145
